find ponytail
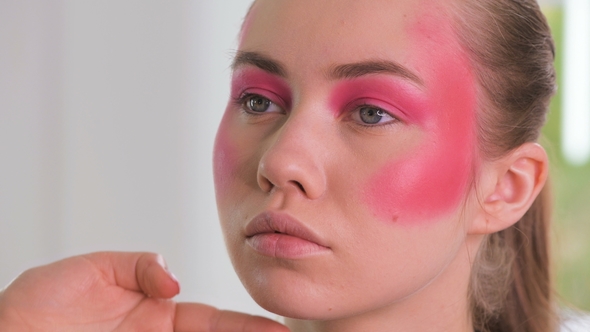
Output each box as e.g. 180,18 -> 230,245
451,0 -> 558,330
472,182 -> 558,332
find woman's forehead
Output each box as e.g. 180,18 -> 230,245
240,0 -> 462,85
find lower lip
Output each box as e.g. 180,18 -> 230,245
246,233 -> 330,259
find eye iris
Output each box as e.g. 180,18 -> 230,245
359,107 -> 384,124
248,96 -> 271,112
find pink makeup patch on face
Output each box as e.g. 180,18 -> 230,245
329,77 -> 428,125
230,68 -> 292,109
214,67 -> 292,198
363,18 -> 477,225
213,110 -> 238,198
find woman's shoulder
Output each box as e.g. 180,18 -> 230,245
560,309 -> 590,332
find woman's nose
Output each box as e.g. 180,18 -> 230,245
256,114 -> 327,200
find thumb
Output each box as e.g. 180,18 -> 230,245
87,251 -> 180,299
135,253 -> 180,299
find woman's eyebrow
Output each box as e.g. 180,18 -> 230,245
232,51 -> 423,87
327,60 -> 424,87
232,51 -> 287,77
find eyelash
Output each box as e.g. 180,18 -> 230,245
235,93 -> 284,115
347,103 -> 400,128
234,93 -> 400,128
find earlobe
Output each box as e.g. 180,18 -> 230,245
470,143 -> 548,235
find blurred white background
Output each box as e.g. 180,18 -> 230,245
0,0 -> 271,317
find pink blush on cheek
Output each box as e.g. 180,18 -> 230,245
363,83 -> 476,225
366,142 -> 473,224
364,45 -> 477,225
213,111 -> 238,198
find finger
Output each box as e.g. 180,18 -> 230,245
175,303 -> 289,332
86,252 -> 180,299
137,254 -> 180,299
114,298 -> 176,331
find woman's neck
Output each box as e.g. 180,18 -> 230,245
284,236 -> 481,332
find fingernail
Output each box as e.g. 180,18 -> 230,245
168,271 -> 180,285
156,254 -> 180,285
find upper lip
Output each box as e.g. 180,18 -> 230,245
245,211 -> 330,248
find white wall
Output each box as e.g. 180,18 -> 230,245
562,0 -> 590,165
0,0 -> 270,317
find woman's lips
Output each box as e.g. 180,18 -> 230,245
244,211 -> 331,259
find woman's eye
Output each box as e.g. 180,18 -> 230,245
246,95 -> 271,112
241,94 -> 283,114
354,106 -> 397,125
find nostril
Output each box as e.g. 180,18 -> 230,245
258,174 -> 274,193
291,181 -> 306,194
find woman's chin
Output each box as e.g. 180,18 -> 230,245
249,293 -> 341,320
240,277 -> 347,320
241,275 -> 382,321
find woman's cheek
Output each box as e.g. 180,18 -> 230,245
365,47 -> 477,224
364,139 -> 473,225
213,111 -> 238,200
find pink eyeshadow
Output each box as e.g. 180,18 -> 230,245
230,68 -> 292,109
329,77 -> 429,125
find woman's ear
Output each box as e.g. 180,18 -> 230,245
469,143 -> 549,235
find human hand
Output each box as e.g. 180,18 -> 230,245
0,252 -> 288,331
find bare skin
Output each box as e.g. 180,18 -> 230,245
0,252 -> 289,332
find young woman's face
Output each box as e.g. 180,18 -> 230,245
214,0 -> 480,319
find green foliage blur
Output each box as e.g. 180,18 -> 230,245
543,6 -> 590,311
